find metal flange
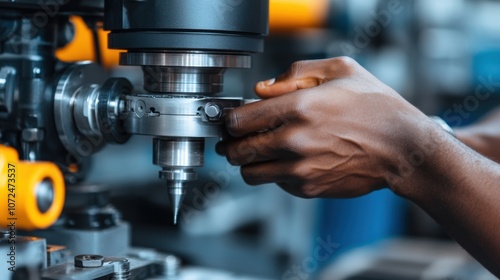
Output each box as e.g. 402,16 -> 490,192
123,94 -> 256,138
54,62 -> 107,158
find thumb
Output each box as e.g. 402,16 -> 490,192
254,62 -> 322,99
254,57 -> 356,99
254,75 -> 320,99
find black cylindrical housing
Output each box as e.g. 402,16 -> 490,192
104,0 -> 269,53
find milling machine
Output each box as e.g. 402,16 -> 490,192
0,0 -> 269,279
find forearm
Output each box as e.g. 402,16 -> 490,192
455,107 -> 500,163
390,122 -> 500,276
222,57 -> 500,275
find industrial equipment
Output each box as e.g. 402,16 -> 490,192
0,0 -> 269,279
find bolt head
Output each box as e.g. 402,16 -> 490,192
204,103 -> 222,120
74,254 -> 104,268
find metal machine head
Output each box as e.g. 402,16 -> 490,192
104,0 -> 269,223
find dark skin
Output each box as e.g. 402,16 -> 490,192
218,57 -> 500,276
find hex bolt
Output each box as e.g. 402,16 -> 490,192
204,103 -> 222,120
74,254 -> 105,268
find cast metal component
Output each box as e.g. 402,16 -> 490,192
123,94 -> 257,223
65,205 -> 121,230
36,179 -> 55,214
72,84 -> 101,139
97,78 -> 133,144
46,245 -> 70,267
153,138 -> 204,167
63,184 -> 121,230
0,236 -> 46,275
42,253 -> 169,280
55,64 -> 132,159
33,222 -> 131,257
120,52 -> 251,68
64,184 -> 111,209
74,254 -> 105,268
126,248 -> 181,278
154,138 -> 204,224
124,95 -> 248,224
141,66 -> 220,94
0,13 -> 76,167
33,184 -> 130,257
104,0 -> 268,52
103,0 -> 269,224
121,52 -> 251,95
43,262 -> 114,280
54,63 -> 108,158
124,95 -> 247,137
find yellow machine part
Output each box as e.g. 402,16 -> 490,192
56,16 -> 122,68
269,0 -> 329,32
0,145 -> 65,230
56,0 -> 330,67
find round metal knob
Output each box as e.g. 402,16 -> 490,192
204,103 -> 222,121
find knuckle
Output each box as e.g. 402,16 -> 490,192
280,93 -> 309,124
293,92 -> 313,118
278,129 -> 306,156
227,140 -> 258,166
225,145 -> 240,166
278,130 -> 298,152
225,109 -> 240,136
289,60 -> 307,77
290,164 -> 313,180
331,56 -> 358,75
335,56 -> 356,66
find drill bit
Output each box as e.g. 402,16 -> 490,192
155,138 -> 202,224
167,181 -> 186,224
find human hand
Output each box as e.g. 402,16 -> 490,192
218,57 -> 434,198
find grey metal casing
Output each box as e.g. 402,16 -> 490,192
32,222 -> 130,257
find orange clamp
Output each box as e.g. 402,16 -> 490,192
0,145 -> 65,230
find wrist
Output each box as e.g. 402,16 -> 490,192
382,114 -> 456,200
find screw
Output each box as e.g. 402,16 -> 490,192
74,254 -> 104,268
33,67 -> 41,76
204,103 -> 222,120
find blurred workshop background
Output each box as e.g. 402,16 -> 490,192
56,0 -> 500,279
